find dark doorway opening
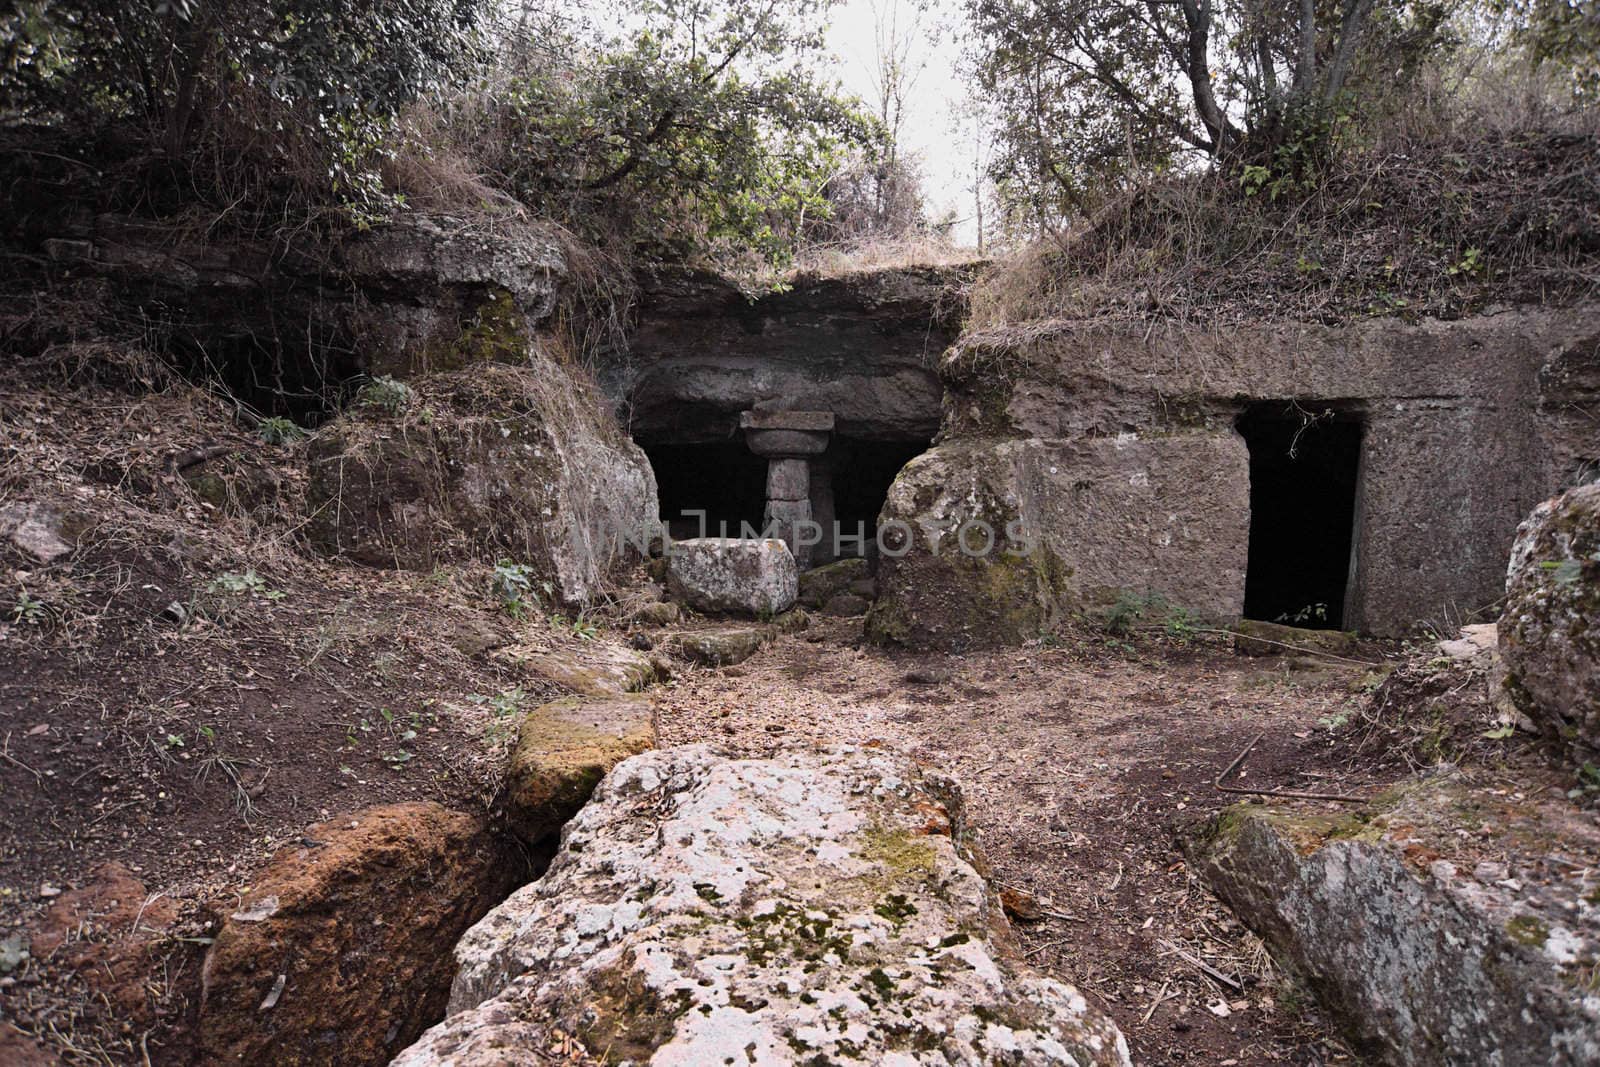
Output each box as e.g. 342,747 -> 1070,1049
643,442 -> 768,541
822,438 -> 928,559
1238,405 -> 1363,629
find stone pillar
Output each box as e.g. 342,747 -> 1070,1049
741,410 -> 834,568
808,458 -> 837,565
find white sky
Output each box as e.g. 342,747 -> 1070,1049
822,0 -> 979,243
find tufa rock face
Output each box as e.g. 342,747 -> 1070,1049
612,266 -> 971,445
1500,482 -> 1600,759
666,537 -> 799,616
394,745 -> 1130,1067
505,695 -> 657,845
198,803 -> 522,1067
306,364 -> 656,603
1189,776 -> 1600,1066
336,214 -> 568,378
871,307 -> 1600,645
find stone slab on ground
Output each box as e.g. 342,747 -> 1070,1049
1230,619 -> 1364,658
666,538 -> 799,616
1188,773 -> 1600,1066
674,625 -> 774,666
395,745 -> 1130,1067
797,556 -> 869,608
198,803 -> 520,1066
505,696 -> 657,844
500,641 -> 657,696
1501,483 -> 1600,761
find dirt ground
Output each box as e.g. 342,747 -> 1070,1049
656,615 -> 1396,1066
2,355 -> 1403,1066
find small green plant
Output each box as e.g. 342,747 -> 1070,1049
1275,602 -> 1328,626
471,688 -> 527,744
491,560 -> 546,619
551,614 -> 598,640
166,733 -> 186,749
1099,591 -> 1148,636
1447,246 -> 1485,278
257,417 -> 305,445
471,687 -> 527,719
1098,591 -> 1194,641
10,591 -> 47,625
208,569 -> 285,602
1569,763 -> 1600,801
356,375 -> 412,414
209,570 -> 267,595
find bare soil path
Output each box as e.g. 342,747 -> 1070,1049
657,615 -> 1390,1065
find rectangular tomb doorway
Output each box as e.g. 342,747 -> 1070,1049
1238,404 -> 1364,630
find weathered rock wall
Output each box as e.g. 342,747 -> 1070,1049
608,266 -> 972,443
1501,483 -> 1600,760
36,212 -> 659,603
871,307 -> 1600,645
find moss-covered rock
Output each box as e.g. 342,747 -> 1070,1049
674,626 -> 774,667
1187,774 -> 1600,1065
797,556 -> 869,608
305,363 -> 656,603
504,696 -> 656,844
1231,619 -> 1364,657
504,642 -> 657,696
396,746 -> 1130,1066
1501,483 -> 1600,763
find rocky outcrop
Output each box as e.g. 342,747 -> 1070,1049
199,803 -> 522,1067
1189,775 -> 1600,1065
505,696 -> 656,844
866,437 -> 1244,649
336,215 -> 566,378
305,364 -> 656,602
0,502 -> 76,564
394,745 -> 1130,1066
871,307 -> 1600,646
610,266 -> 972,445
1501,482 -> 1600,759
666,537 -> 799,616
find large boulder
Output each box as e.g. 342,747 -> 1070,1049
666,537 -> 799,616
1189,775 -> 1600,1065
866,432 -> 1247,650
199,803 -> 522,1066
306,364 -> 656,603
394,746 -> 1130,1067
1500,483 -> 1600,759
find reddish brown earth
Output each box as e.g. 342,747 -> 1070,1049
0,360 -> 583,1064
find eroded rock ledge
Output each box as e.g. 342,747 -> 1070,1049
394,745 -> 1130,1066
